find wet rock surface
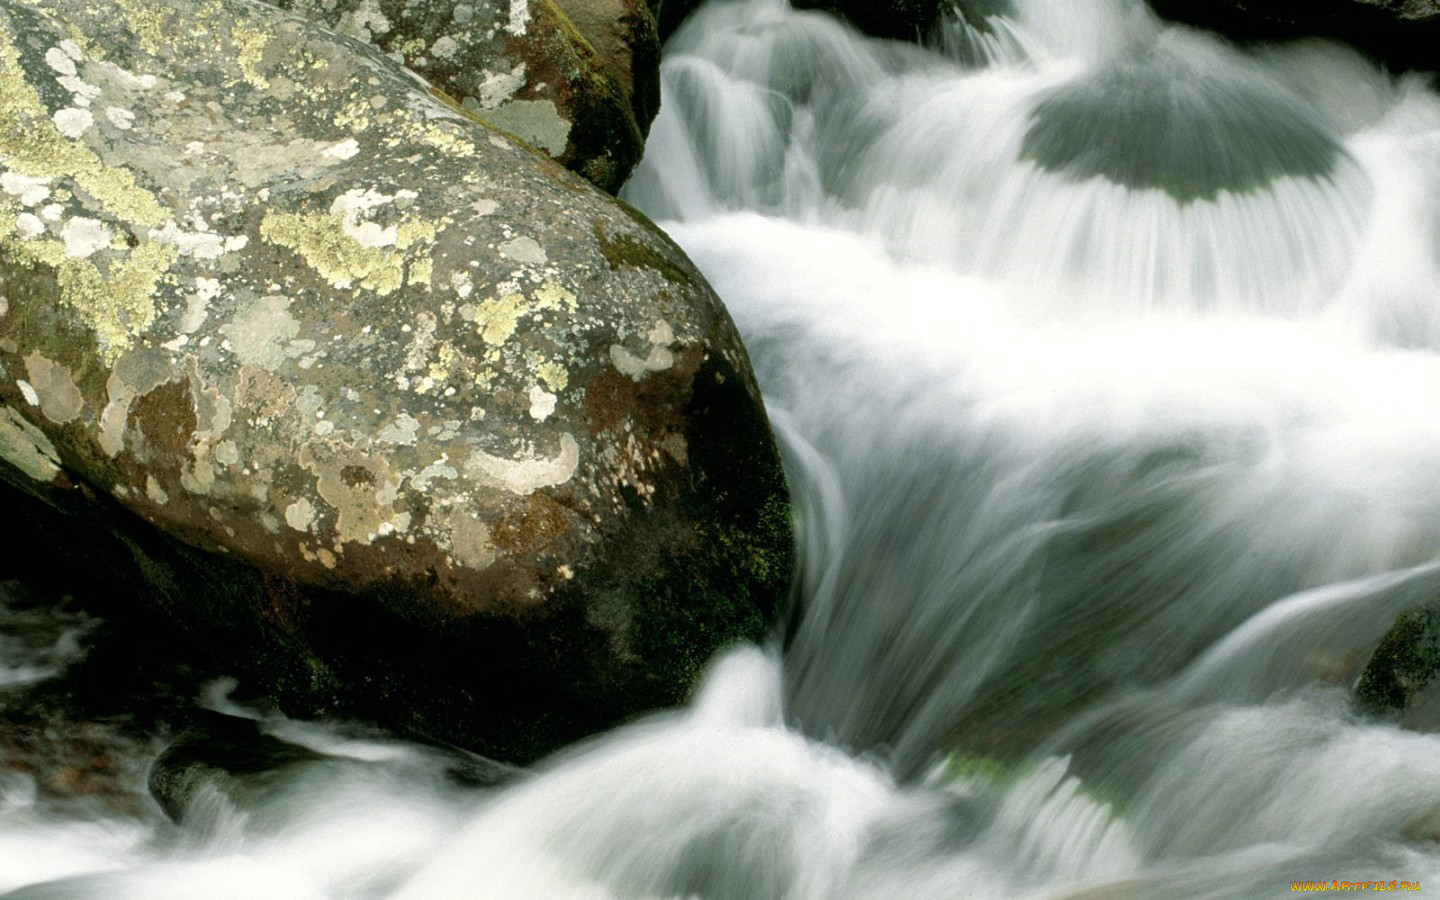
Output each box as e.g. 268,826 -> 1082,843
1356,601 -> 1440,730
1145,0 -> 1440,72
0,0 -> 791,762
790,0 -> 945,41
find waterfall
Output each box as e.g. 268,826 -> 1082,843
5,0 -> 1440,896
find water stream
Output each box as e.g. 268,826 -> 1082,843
4,0 -> 1440,896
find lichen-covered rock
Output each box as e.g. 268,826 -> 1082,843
0,0 -> 790,761
1356,602 -> 1440,730
1145,0 -> 1440,72
270,0 -> 662,193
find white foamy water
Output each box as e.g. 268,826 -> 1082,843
5,0 -> 1440,896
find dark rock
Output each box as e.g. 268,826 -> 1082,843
0,0 -> 791,763
270,0 -> 663,193
1355,601 -> 1440,730
147,713 -> 324,821
1145,0 -> 1440,73
791,0 -> 945,41
645,0 -> 702,42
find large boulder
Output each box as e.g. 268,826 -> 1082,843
270,0 -> 662,193
1144,0 -> 1440,72
0,0 -> 790,761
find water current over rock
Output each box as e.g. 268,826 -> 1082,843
4,0 -> 1440,896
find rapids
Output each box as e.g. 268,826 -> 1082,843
4,0 -> 1440,896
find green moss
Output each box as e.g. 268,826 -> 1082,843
1356,604 -> 1440,714
942,753 -> 1012,784
592,220 -> 688,284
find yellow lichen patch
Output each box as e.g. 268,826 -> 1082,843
474,281 -> 578,347
232,22 -> 271,90
115,0 -> 172,56
407,252 -> 433,288
426,341 -> 461,386
333,93 -> 373,131
62,24 -> 104,62
534,280 -> 577,311
400,121 -> 477,159
259,208 -> 444,296
0,25 -> 170,229
50,241 -> 177,364
535,359 -> 568,392
474,292 -> 527,344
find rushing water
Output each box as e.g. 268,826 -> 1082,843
5,0 -> 1440,896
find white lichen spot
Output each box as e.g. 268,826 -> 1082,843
0,172 -> 52,206
285,497 -> 317,532
610,344 -> 675,380
498,236 -> 547,265
339,0 -> 392,42
61,216 -> 111,258
59,40 -> 83,61
149,222 -> 229,260
181,278 -> 220,333
410,458 -> 458,491
323,138 -> 361,160
610,320 -> 678,380
315,420 -> 335,436
334,188 -> 399,248
145,475 -> 169,505
39,204 -> 62,222
44,47 -> 77,77
478,63 -> 527,107
14,214 -> 45,240
16,380 -> 39,407
52,107 -> 93,138
558,564 -> 574,579
57,76 -> 101,106
219,296 -> 301,371
24,352 -> 83,424
506,0 -> 531,36
468,433 -> 580,495
104,107 -> 136,130
377,413 -> 420,445
215,440 -> 240,466
528,385 -> 557,421
430,36 -> 460,60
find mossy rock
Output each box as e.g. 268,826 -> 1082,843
0,0 -> 791,763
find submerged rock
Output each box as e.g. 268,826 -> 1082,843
1021,47 -> 1344,203
0,0 -> 791,762
1145,0 -> 1440,73
270,0 -> 662,193
1355,602 -> 1440,730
